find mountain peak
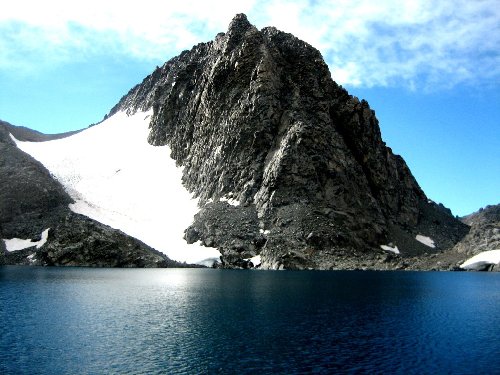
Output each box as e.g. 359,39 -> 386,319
228,13 -> 252,31
106,14 -> 469,269
224,13 -> 257,46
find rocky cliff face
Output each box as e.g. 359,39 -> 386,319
0,121 -> 187,267
111,14 -> 468,269
454,205 -> 500,256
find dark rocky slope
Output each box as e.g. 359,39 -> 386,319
111,14 -> 468,269
0,121 -> 189,267
36,213 -> 183,267
0,122 -> 72,240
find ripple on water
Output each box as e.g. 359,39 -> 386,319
0,268 -> 498,374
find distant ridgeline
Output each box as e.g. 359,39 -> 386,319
2,14 -> 498,270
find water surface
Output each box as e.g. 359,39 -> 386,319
1,267 -> 498,374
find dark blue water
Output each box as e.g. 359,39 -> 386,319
1,267 -> 499,374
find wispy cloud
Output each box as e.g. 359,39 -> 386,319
259,0 -> 500,89
1,0 -> 498,89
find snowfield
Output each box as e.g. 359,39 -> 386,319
460,250 -> 500,271
4,228 -> 50,252
14,111 -> 221,264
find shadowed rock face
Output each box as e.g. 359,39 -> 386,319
36,213 -> 180,268
111,14 -> 468,269
400,204 -> 500,271
0,122 -> 72,239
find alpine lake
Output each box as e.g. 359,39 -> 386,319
1,266 -> 498,374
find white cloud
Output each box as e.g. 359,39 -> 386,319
1,0 -> 498,89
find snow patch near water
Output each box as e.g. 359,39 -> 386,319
4,228 -> 50,251
244,254 -> 261,267
14,111 -> 221,264
460,250 -> 500,270
416,234 -> 435,248
250,254 -> 261,266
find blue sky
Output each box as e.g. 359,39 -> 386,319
0,0 -> 498,216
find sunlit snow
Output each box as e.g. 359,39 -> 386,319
219,195 -> 240,206
4,228 -> 50,252
249,254 -> 261,267
380,244 -> 400,254
14,111 -> 221,264
460,250 -> 500,271
415,234 -> 435,248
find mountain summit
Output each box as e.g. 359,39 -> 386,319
108,14 -> 467,269
2,14 -> 477,269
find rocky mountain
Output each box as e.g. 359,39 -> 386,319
0,120 -> 190,267
4,14 -> 491,270
109,14 -> 468,269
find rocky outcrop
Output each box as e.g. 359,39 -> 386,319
184,202 -> 264,268
0,121 -> 189,267
35,212 -> 184,267
111,14 -> 468,269
453,204 -> 500,257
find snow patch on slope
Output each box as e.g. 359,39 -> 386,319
415,234 -> 435,248
380,244 -> 400,254
4,228 -> 50,251
460,250 -> 500,270
14,111 -> 220,264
